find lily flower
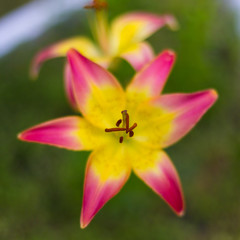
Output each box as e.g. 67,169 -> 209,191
19,49 -> 218,228
30,0 -> 178,109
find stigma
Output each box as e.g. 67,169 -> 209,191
105,110 -> 137,143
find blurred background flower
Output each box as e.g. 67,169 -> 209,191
0,0 -> 240,239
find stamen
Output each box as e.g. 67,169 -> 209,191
129,131 -> 134,137
126,123 -> 137,133
105,128 -> 126,132
116,119 -> 122,127
119,136 -> 124,143
105,110 -> 137,143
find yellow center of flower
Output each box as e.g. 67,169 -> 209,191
105,110 -> 137,143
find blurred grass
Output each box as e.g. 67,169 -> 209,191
1,0 -> 240,239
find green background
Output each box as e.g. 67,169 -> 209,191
1,0 -> 240,239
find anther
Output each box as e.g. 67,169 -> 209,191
116,119 -> 122,127
129,131 -> 134,137
119,136 -> 124,143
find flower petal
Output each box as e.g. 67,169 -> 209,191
18,116 -> 106,150
30,37 -> 101,78
133,90 -> 218,149
120,42 -> 154,71
81,146 -> 131,228
130,147 -> 184,216
110,12 -> 178,54
127,50 -> 176,102
67,49 -> 125,128
64,63 -> 78,110
150,90 -> 218,147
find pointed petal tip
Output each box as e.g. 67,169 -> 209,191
162,49 -> 176,60
209,89 -> 218,100
177,209 -> 185,217
164,15 -> 179,30
80,212 -> 89,229
80,218 -> 89,229
202,89 -> 218,105
169,189 -> 185,218
17,131 -> 30,143
154,49 -> 176,67
127,48 -> 176,97
167,192 -> 185,217
80,225 -> 87,229
17,131 -> 28,141
17,132 -> 23,140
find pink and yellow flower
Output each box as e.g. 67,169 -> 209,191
30,4 -> 178,109
19,49 -> 218,228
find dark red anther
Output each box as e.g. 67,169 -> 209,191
129,131 -> 134,137
116,119 -> 122,127
119,136 -> 124,143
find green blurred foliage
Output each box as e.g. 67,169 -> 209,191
0,0 -> 31,16
0,0 -> 240,239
